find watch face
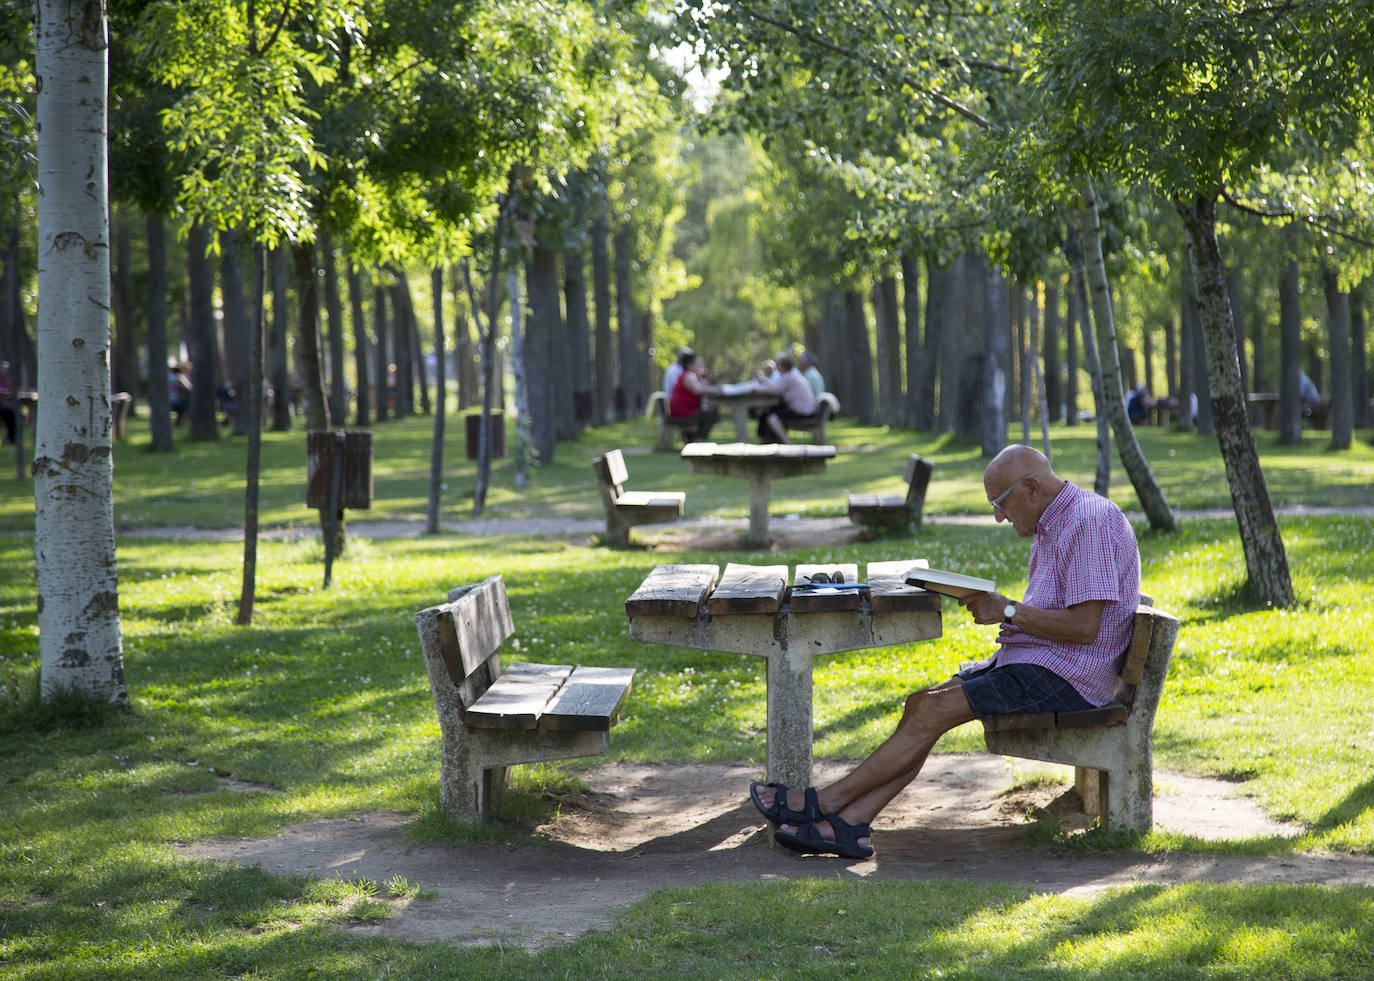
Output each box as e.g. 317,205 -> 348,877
1004,603 -> 1017,619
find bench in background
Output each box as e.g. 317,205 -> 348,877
591,448 -> 685,544
784,391 -> 839,444
848,453 -> 933,532
647,391 -> 696,450
981,602 -> 1179,833
415,575 -> 635,824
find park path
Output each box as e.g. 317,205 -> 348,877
119,503 -> 1374,543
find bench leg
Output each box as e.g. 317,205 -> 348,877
605,515 -> 632,545
1076,765 -> 1105,817
657,419 -> 674,451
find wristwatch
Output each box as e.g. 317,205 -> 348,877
1003,601 -> 1018,623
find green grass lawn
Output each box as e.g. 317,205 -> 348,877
1,413 -> 1373,978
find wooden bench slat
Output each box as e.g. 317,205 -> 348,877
625,564 -> 719,617
540,666 -> 636,732
438,576 -> 515,683
1119,605 -> 1156,687
866,560 -> 941,613
708,563 -> 788,614
465,661 -> 572,730
790,563 -> 863,613
1055,702 -> 1130,728
983,710 -> 1056,732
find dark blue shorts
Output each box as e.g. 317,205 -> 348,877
958,661 -> 1093,720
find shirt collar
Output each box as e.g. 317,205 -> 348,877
1036,481 -> 1078,536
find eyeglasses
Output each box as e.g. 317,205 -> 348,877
989,473 -> 1035,513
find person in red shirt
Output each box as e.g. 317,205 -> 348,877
751,444 -> 1140,858
667,352 -> 721,442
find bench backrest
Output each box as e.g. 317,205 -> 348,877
903,454 -> 934,509
415,575 -> 515,714
1117,604 -> 1179,714
591,449 -> 629,508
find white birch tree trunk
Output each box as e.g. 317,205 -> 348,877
33,0 -> 127,703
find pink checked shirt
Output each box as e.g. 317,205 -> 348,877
993,481 -> 1140,706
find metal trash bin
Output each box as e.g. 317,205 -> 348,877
306,430 -> 373,510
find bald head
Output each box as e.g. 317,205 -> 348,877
984,445 -> 1054,487
983,445 -> 1065,534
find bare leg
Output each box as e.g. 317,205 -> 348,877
766,413 -> 790,443
764,679 -> 975,845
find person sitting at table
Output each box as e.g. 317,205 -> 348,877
750,444 -> 1140,858
662,346 -> 692,401
1126,383 -> 1153,425
754,352 -> 817,444
667,352 -> 721,442
798,351 -> 825,399
168,361 -> 193,427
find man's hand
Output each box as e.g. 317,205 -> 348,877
960,591 -> 1010,625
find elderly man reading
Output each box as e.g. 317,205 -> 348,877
750,444 -> 1140,858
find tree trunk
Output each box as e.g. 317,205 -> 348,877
1064,275 -> 1079,426
940,255 -> 969,435
565,241 -> 592,430
111,211 -> 138,409
1029,281 -> 1052,458
524,247 -> 555,463
900,254 -> 921,428
1064,226 -> 1109,492
1185,276 -> 1213,435
840,288 -> 875,425
819,289 -> 845,407
321,232 -> 347,428
1043,279 -> 1061,424
1321,265 -> 1353,450
1352,284 -> 1369,429
1226,273 -> 1249,396
613,225 -> 634,421
145,213 -> 174,452
873,275 -> 902,426
412,289 -> 431,416
373,282 -> 389,423
591,209 -> 613,426
5,210 -> 30,477
1277,238 -> 1303,444
1077,181 -> 1176,529
346,262 -> 370,427
915,258 -> 944,431
981,262 -> 1008,457
269,245 -> 292,431
426,266 -> 446,534
390,274 -> 413,418
236,244 -> 266,625
1018,285 -> 1032,443
1176,192 -> 1294,608
509,264 -> 531,488
33,0 -> 127,702
186,222 -> 220,441
220,229 -> 251,437
292,241 -> 328,432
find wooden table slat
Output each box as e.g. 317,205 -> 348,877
866,559 -> 942,613
708,563 -> 789,614
624,564 -> 719,618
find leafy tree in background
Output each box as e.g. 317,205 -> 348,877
1025,0 -> 1374,607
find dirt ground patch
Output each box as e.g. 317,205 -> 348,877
177,755 -> 1374,950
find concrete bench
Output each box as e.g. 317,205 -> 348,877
591,448 -> 685,544
848,453 -> 933,531
647,391 -> 697,450
980,602 -> 1179,833
784,391 -> 839,443
415,575 -> 636,824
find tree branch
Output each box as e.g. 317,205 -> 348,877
1221,184 -> 1374,248
737,3 -> 998,131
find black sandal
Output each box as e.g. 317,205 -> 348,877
773,814 -> 874,859
749,781 -> 822,826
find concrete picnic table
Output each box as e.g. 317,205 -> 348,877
626,560 -> 943,789
680,441 -> 837,547
706,389 -> 783,442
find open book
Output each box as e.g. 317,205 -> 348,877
903,566 -> 995,599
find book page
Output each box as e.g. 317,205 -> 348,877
903,566 -> 995,599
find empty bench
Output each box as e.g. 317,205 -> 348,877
981,602 -> 1179,833
591,448 -> 685,544
784,391 -> 839,444
415,574 -> 636,823
848,453 -> 933,531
